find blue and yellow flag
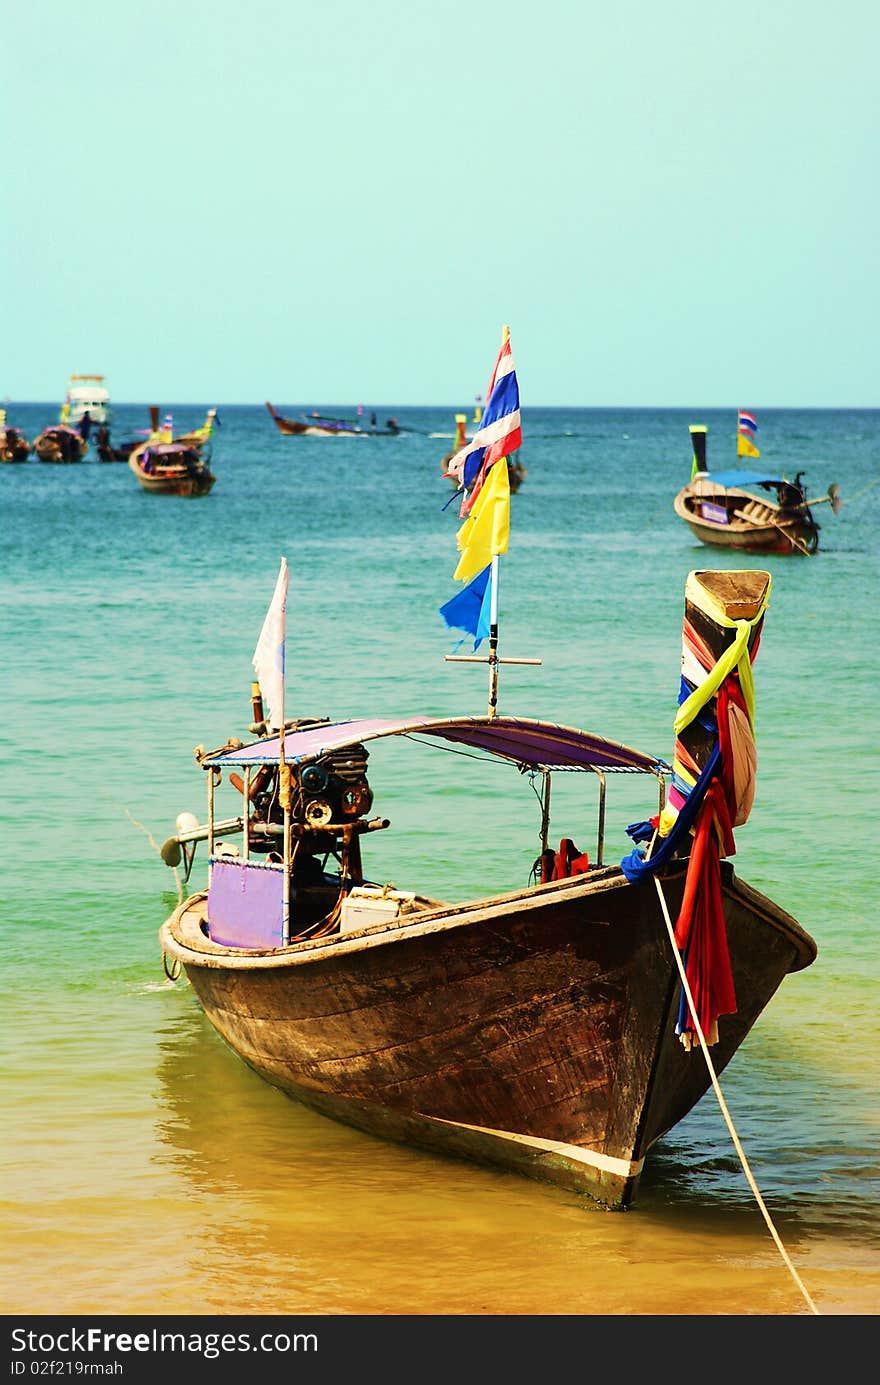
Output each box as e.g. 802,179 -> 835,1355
452,457 -> 510,583
439,329 -> 517,653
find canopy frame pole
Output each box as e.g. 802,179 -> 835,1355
540,770 -> 551,859
207,769 -> 216,885
593,769 -> 607,865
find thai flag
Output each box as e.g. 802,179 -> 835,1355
738,410 -> 758,439
445,332 -> 521,514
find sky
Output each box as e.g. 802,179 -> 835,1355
3,0 -> 878,407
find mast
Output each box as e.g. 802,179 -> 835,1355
485,327 -> 508,718
276,583 -> 291,943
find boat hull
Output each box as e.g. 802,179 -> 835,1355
673,486 -> 819,555
0,437 -> 30,463
269,414 -> 333,436
160,863 -> 815,1209
34,432 -> 88,463
128,446 -> 215,496
266,402 -> 400,437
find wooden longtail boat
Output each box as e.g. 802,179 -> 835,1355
0,412 -> 30,462
128,439 -> 215,496
266,401 -> 404,437
159,564 -> 817,1210
127,406 -> 217,496
674,421 -> 840,556
33,423 -> 88,463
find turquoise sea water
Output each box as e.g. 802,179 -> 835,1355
2,403 -> 878,1318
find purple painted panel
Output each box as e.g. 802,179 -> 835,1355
207,858 -> 284,948
701,501 -> 730,525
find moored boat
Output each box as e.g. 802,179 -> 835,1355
33,423 -> 88,463
65,373 -> 111,426
158,566 -> 816,1210
0,409 -> 31,462
100,406 -> 216,465
157,334 -> 816,1211
128,439 -> 215,496
673,416 -> 840,556
127,407 -> 217,496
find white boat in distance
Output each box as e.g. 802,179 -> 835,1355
65,374 -> 111,425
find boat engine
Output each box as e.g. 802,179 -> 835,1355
298,744 -> 374,828
245,742 -> 374,852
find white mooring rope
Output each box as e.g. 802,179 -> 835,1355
653,875 -> 820,1315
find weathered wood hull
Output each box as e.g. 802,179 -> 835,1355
673,486 -> 819,555
160,862 -> 815,1209
266,402 -> 313,434
0,431 -> 30,462
34,432 -> 88,463
268,412 -> 314,435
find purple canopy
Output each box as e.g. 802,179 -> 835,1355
205,715 -> 665,774
142,443 -> 196,457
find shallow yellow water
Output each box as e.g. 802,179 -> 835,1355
3,988 -> 876,1318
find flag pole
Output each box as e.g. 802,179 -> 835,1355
253,556 -> 291,943
486,326 -> 510,719
487,555 -> 500,717
278,615 -> 291,944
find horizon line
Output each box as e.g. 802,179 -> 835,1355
5,400 -> 879,411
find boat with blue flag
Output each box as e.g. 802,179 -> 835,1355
157,340 -> 816,1211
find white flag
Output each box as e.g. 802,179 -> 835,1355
252,557 -> 289,730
